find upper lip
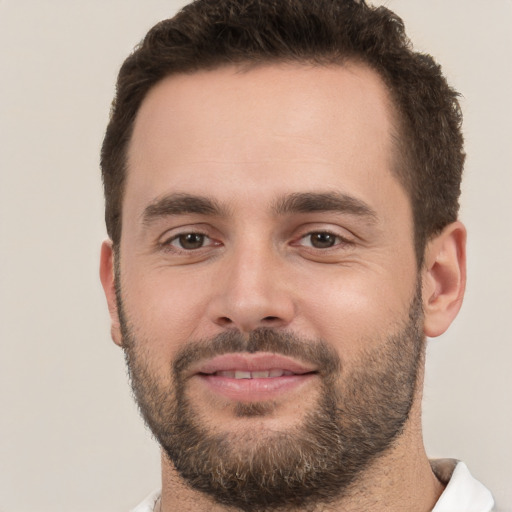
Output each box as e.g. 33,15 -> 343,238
192,352 -> 317,376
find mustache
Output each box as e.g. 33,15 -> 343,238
172,328 -> 341,377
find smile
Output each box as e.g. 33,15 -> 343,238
194,352 -> 317,376
207,369 -> 296,379
193,353 -> 318,402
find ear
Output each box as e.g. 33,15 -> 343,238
422,221 -> 467,338
99,240 -> 123,347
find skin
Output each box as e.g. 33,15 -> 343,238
100,63 -> 467,511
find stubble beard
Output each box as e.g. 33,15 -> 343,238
119,288 -> 425,512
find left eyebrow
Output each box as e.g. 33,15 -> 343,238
141,193 -> 227,226
272,192 -> 378,222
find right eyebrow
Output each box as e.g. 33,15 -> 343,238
141,193 -> 227,226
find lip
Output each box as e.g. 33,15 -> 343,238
192,352 -> 318,402
195,352 -> 317,375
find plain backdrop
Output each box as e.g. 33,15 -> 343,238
0,1 -> 511,511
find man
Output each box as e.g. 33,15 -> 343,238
99,0 -> 494,510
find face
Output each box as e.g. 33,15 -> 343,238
112,64 -> 423,509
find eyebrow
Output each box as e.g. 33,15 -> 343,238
272,192 -> 377,221
141,191 -> 378,225
141,193 -> 227,225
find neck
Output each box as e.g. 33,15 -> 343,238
329,414 -> 444,512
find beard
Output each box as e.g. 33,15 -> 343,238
118,288 -> 425,512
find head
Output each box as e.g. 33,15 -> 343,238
100,1 -> 466,510
101,0 -> 464,265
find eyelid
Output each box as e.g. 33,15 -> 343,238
157,225 -> 221,252
158,223 -> 209,242
296,230 -> 354,248
292,222 -> 356,242
169,232 -> 211,247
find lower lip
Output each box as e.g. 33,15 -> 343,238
196,373 -> 316,402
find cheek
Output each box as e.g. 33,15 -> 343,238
295,264 -> 417,361
120,265 -> 209,366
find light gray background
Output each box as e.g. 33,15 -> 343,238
0,1 -> 510,511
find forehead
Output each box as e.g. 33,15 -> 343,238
125,63 -> 405,219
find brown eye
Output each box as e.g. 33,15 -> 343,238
175,233 -> 206,250
308,232 -> 338,248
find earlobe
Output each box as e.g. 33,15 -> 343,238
99,240 -> 123,347
422,221 -> 467,338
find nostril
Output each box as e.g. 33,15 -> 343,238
217,317 -> 233,326
263,316 -> 279,322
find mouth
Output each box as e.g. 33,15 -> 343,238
192,352 -> 318,402
206,369 -> 297,379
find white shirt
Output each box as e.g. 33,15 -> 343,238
131,460 -> 494,512
431,459 -> 494,512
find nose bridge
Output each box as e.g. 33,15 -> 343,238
210,234 -> 294,332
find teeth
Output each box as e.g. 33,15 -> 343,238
217,370 -> 236,378
214,369 -> 294,379
252,370 -> 270,378
234,370 -> 252,379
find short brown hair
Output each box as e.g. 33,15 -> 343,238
101,0 -> 464,263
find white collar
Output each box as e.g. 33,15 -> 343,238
431,459 -> 494,512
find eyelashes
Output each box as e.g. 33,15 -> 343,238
159,229 -> 354,256
168,233 -> 211,250
296,231 -> 353,249
160,231 -> 220,253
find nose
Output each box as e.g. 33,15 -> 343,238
207,243 -> 296,334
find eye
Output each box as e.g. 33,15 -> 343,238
299,231 -> 348,249
167,232 -> 212,250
